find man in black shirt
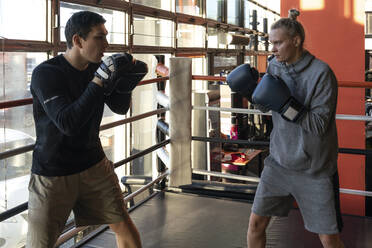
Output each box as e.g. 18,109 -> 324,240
27,11 -> 146,248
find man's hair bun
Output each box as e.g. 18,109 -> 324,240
288,9 -> 300,21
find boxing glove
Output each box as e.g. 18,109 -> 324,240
226,64 -> 259,102
252,73 -> 306,122
94,53 -> 135,95
114,60 -> 148,94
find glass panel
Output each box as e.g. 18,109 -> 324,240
176,0 -> 203,17
99,52 -> 131,178
131,54 -> 159,176
257,7 -> 264,32
214,56 -> 237,68
244,55 -> 256,67
207,27 -> 230,49
258,38 -> 266,51
131,0 -> 173,11
367,13 -> 372,35
244,1 -> 252,29
100,105 -> 128,163
267,11 -> 279,31
266,0 -> 280,13
0,52 -> 40,223
133,15 -> 174,47
220,84 -> 232,135
192,57 -> 207,91
0,0 -> 49,41
60,2 -> 126,45
227,0 -> 240,26
0,156 -> 29,247
206,0 -> 224,22
0,50 -> 39,248
178,23 -> 205,47
100,53 -> 162,178
245,1 -> 280,30
0,52 -> 47,101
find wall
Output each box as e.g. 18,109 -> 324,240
281,0 -> 366,215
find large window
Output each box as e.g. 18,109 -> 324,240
267,11 -> 279,31
206,0 -> 224,22
176,0 -> 203,17
244,0 -> 253,29
133,15 -> 174,47
177,23 -> 205,47
0,0 -> 51,41
227,0 -> 241,25
208,27 -> 232,49
0,52 -> 46,102
0,52 -> 44,197
131,0 -> 174,12
60,2 -> 126,45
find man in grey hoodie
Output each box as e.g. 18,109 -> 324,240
228,9 -> 345,248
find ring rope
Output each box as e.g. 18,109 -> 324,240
193,106 -> 372,122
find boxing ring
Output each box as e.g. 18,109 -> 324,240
1,58 -> 372,247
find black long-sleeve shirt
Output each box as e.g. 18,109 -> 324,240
31,55 -> 131,176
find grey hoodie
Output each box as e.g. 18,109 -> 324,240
265,50 -> 338,178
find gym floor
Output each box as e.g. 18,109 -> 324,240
78,191 -> 372,248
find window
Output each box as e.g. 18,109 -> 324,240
0,52 -> 47,101
133,15 -> 174,47
0,0 -> 51,41
244,1 -> 253,29
176,0 -> 203,17
177,23 -> 205,47
227,0 -> 241,26
131,0 -> 174,12
207,27 -> 231,48
60,2 -> 126,45
206,0 -> 224,22
366,12 -> 372,35
267,11 -> 279,31
214,56 -> 237,68
244,55 -> 256,67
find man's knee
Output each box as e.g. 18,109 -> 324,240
248,213 -> 270,236
319,233 -> 344,248
110,221 -> 127,234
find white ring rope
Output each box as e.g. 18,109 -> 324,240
193,169 -> 372,197
193,106 -> 372,122
339,188 -> 372,197
193,106 -> 272,115
193,169 -> 261,183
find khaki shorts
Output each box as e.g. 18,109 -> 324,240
26,158 -> 128,247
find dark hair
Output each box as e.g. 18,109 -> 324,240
271,9 -> 305,48
65,11 -> 106,49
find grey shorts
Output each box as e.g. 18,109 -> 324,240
252,165 -> 343,234
27,157 -> 128,247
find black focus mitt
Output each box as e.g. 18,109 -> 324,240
114,60 -> 148,94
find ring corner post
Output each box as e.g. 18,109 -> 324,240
169,57 -> 193,187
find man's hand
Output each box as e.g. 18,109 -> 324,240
94,53 -> 134,95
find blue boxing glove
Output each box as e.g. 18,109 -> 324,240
252,74 -> 306,122
94,53 -> 135,96
226,64 -> 259,102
